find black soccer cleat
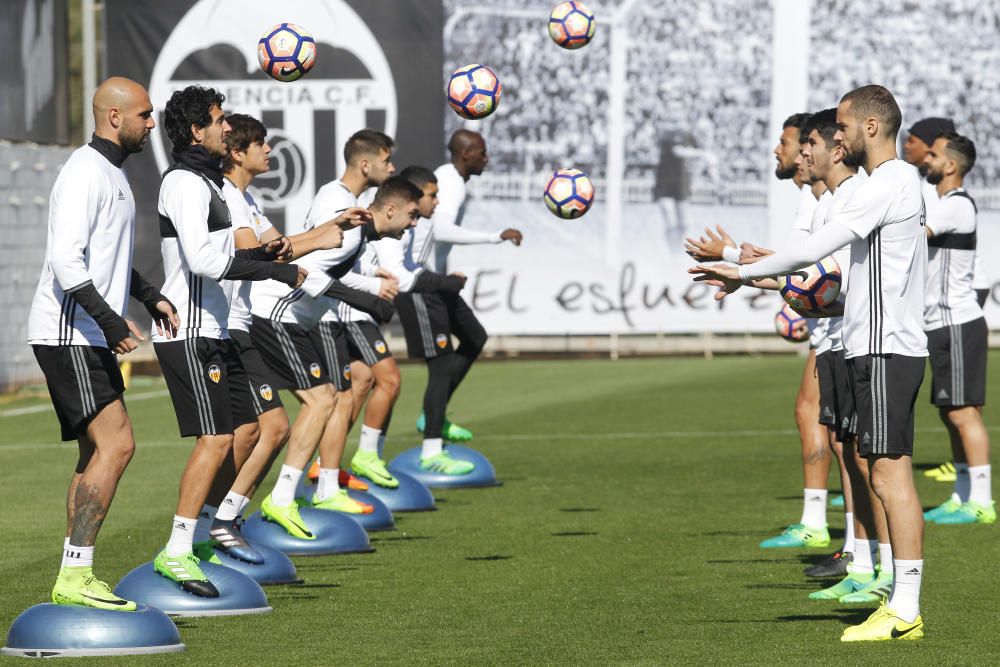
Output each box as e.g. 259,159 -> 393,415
804,551 -> 853,578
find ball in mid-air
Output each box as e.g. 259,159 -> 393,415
777,256 -> 841,313
258,23 -> 316,82
774,305 -> 808,342
544,168 -> 595,219
447,64 -> 502,119
548,1 -> 596,49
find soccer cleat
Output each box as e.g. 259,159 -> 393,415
209,520 -> 265,563
307,459 -> 321,482
153,549 -> 219,598
923,461 -> 956,482
808,566 -> 873,600
351,450 -> 399,488
261,494 -> 315,540
924,497 -> 961,522
839,567 -> 892,604
759,523 -> 831,549
311,489 -> 374,514
192,541 -> 222,565
420,451 -> 475,475
416,413 -> 474,442
830,494 -> 845,508
341,470 -> 369,491
841,604 -> 924,642
52,566 -> 137,611
934,500 -> 997,525
804,551 -> 853,578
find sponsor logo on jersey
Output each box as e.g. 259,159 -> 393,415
343,364 -> 352,381
117,188 -> 126,201
436,333 -> 448,349
310,362 -> 322,378
374,340 -> 387,354
259,384 -> 273,402
207,364 -> 222,383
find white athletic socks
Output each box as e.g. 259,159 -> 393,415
878,542 -> 893,571
800,488 -> 828,529
194,505 -> 217,543
215,492 -> 247,522
316,468 -> 340,501
852,539 -> 876,575
889,559 -> 923,622
61,540 -> 94,569
422,437 -> 443,459
377,434 -> 387,460
953,463 -> 970,503
166,515 -> 197,557
359,425 -> 381,454
237,495 -> 251,519
271,464 -> 303,506
969,464 -> 992,505
842,512 -> 855,555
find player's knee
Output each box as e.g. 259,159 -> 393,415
378,368 -> 402,398
110,437 -> 136,471
941,405 -> 980,429
199,434 -> 234,459
260,413 -> 291,448
335,389 -> 354,415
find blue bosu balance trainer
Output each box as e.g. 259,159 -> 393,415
113,561 -> 271,617
389,444 -> 500,489
240,506 -> 373,556
2,603 -> 183,658
211,542 -> 301,585
353,469 -> 436,513
294,476 -> 395,531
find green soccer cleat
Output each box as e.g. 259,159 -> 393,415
192,541 -> 222,565
52,566 -> 137,611
261,494 -> 315,540
759,523 -> 831,549
839,567 -> 892,605
829,494 -> 845,508
924,497 -> 961,522
841,604 -> 923,642
311,489 -> 374,514
934,500 -> 997,525
808,567 -> 875,600
420,451 -> 475,475
351,450 -> 399,488
923,461 -> 956,482
416,413 -> 474,442
153,549 -> 218,598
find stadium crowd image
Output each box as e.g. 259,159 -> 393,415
0,0 -> 998,661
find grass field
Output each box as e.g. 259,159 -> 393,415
1,354 -> 999,665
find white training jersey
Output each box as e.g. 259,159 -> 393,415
786,185 -> 820,339
154,169 -> 236,342
836,160 -> 928,359
972,247 -> 990,291
224,179 -> 273,333
28,144 -> 136,347
924,188 -> 982,330
821,172 -> 867,353
807,190 -> 835,351
405,163 -> 502,274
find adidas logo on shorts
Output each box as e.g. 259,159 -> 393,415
937,389 -> 949,400
862,433 -> 871,445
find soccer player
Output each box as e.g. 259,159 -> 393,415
402,130 -> 523,474
152,86 -> 306,597
28,77 -> 175,611
694,85 -> 928,641
920,133 -> 994,525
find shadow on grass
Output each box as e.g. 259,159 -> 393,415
465,555 -> 513,561
706,557 -> 804,564
560,507 -> 601,513
745,582 -> 823,591
551,531 -> 597,537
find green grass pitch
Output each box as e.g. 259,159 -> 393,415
1,354 -> 998,664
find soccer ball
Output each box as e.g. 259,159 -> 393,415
775,305 -> 808,342
548,1 -> 596,49
544,168 -> 595,219
447,64 -> 502,119
258,23 -> 316,82
777,256 -> 841,312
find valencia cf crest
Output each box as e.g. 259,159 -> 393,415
374,340 -> 387,354
259,384 -> 273,402
435,333 -> 448,349
207,364 -> 222,383
310,362 -> 322,378
343,364 -> 352,381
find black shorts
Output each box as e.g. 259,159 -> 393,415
154,337 -> 257,437
249,316 -> 330,391
815,352 -> 837,428
395,292 -> 487,360
976,289 -> 989,309
32,345 -> 125,441
344,320 -> 393,366
832,350 -> 857,442
230,329 -> 283,415
927,317 -> 988,407
848,354 -> 925,458
308,322 -> 353,392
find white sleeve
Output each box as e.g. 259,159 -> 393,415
926,197 -> 975,237
49,165 -> 103,291
162,172 -> 233,281
340,270 -> 381,294
300,271 -> 335,298
829,177 -> 892,239
372,237 -> 420,292
432,217 -> 504,244
740,222 -> 858,281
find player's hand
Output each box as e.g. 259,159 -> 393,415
500,228 -> 523,246
450,272 -> 468,288
375,267 -> 397,280
335,207 -> 372,230
378,276 -> 399,300
260,238 -> 285,259
312,221 -> 345,250
115,319 -> 143,354
684,225 -> 734,261
739,242 -> 773,264
273,236 -> 293,261
152,300 -> 179,339
688,263 -> 743,301
294,265 -> 308,288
